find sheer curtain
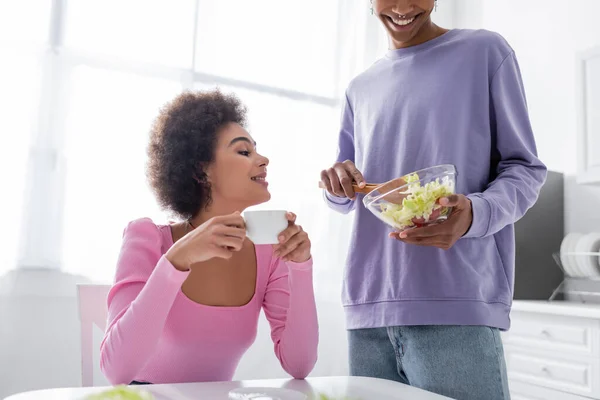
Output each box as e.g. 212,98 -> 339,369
0,0 -> 49,277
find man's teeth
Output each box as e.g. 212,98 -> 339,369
252,177 -> 265,181
393,16 -> 415,26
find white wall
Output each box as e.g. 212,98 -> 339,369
432,0 -> 456,29
0,270 -> 90,399
454,0 -> 600,234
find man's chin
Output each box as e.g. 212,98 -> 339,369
390,30 -> 419,45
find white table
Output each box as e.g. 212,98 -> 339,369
4,376 -> 452,400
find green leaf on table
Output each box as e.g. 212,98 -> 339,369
84,385 -> 153,400
316,393 -> 357,400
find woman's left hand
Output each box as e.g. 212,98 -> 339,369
273,212 -> 312,263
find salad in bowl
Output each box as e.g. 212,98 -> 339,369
363,164 -> 456,232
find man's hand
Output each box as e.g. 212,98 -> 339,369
389,195 -> 473,250
320,160 -> 365,200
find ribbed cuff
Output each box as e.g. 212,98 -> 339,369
463,194 -> 491,239
154,255 -> 190,286
324,190 -> 353,206
285,257 -> 313,271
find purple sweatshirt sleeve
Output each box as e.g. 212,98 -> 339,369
464,52 -> 547,238
323,92 -> 357,214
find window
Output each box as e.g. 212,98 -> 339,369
0,0 -> 51,48
194,0 -> 340,97
64,0 -> 196,68
61,67 -> 182,282
1,0 -> 376,287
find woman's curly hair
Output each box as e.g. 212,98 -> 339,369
147,90 -> 247,220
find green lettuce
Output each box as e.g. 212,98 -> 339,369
379,173 -> 454,230
84,386 -> 153,400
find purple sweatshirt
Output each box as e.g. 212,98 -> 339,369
326,29 -> 547,330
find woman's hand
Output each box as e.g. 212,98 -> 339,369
273,212 -> 311,263
165,212 -> 246,271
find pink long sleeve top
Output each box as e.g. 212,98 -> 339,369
99,218 -> 319,385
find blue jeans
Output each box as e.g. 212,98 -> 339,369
348,325 -> 510,400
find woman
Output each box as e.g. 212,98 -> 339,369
320,0 -> 545,399
100,90 -> 319,385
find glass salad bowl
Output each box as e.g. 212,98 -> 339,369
363,164 -> 457,232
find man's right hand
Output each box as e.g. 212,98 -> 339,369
320,160 -> 365,200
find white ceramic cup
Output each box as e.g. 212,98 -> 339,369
243,210 -> 288,245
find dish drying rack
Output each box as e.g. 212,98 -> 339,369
550,252 -> 600,302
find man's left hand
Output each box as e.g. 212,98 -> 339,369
389,195 -> 473,250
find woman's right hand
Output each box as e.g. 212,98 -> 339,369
320,160 -> 365,200
165,212 -> 246,271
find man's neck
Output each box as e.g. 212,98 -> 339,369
391,22 -> 448,49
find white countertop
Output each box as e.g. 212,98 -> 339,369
512,299 -> 600,319
3,376 -> 452,400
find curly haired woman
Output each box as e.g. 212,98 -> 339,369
100,90 -> 318,385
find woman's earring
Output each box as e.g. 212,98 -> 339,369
370,0 -> 374,15
435,0 -> 438,11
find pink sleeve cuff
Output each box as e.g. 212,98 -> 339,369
284,257 -> 313,271
152,255 -> 190,287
